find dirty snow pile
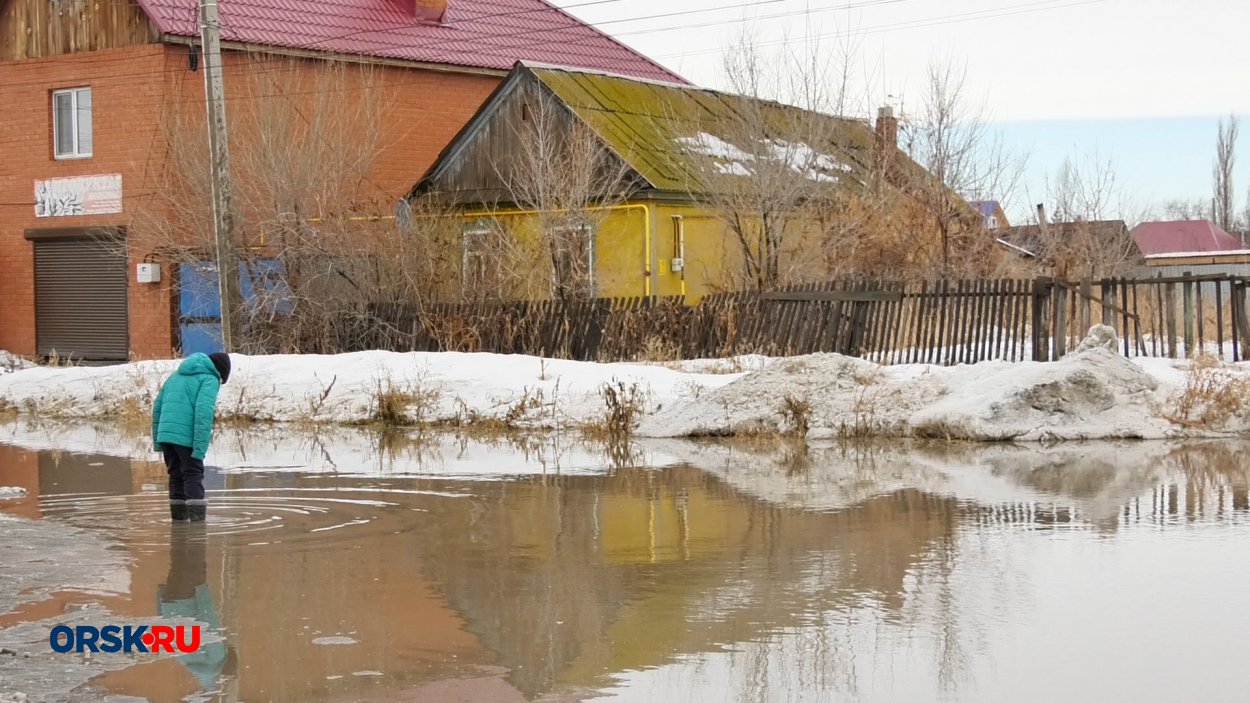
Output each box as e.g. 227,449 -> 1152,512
639,326 -> 1250,440
0,486 -> 28,499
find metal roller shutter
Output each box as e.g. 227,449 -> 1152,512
34,237 -> 129,362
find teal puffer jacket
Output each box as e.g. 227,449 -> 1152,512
152,353 -> 223,460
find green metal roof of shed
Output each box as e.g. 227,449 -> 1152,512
525,66 -> 882,195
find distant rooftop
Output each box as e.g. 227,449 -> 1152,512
136,0 -> 685,83
1130,220 -> 1244,256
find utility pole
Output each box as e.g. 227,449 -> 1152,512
199,0 -> 241,352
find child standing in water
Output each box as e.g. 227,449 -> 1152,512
152,352 -> 231,521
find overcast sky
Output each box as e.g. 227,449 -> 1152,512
555,0 -> 1246,220
555,0 -> 1245,121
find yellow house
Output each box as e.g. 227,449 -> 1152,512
406,63 -> 943,302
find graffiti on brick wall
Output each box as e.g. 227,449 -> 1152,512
34,174 -> 123,217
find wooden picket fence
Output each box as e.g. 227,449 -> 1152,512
345,275 -> 1250,364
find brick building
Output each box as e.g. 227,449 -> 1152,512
0,0 -> 680,361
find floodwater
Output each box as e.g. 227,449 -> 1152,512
2,428 -> 1250,703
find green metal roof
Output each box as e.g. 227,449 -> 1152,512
526,65 -> 884,196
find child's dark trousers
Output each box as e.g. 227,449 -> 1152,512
162,443 -> 206,521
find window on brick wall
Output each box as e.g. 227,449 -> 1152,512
52,87 -> 92,159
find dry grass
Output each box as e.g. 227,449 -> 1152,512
636,336 -> 682,363
1168,355 -> 1250,430
583,380 -> 648,441
780,394 -> 812,437
453,386 -> 549,431
369,374 -> 443,426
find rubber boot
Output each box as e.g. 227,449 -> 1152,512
170,500 -> 189,521
187,500 -> 207,522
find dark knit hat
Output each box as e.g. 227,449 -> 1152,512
208,352 -> 231,384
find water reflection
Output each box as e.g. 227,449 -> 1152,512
1,431 -> 1249,702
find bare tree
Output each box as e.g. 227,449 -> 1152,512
699,30 -> 888,290
131,57 -> 465,353
1036,153 -> 1139,279
900,59 -> 1025,277
1214,114 -> 1238,232
489,89 -> 639,302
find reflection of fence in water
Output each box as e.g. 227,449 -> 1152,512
339,275 -> 1250,364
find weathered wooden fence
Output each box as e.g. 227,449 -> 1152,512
343,275 -> 1250,364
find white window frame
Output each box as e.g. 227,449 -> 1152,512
461,220 -> 498,294
52,87 -> 92,159
551,221 -> 596,296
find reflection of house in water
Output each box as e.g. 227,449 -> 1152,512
408,466 -> 964,698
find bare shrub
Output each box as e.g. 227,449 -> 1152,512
369,374 -> 442,426
780,394 -> 812,437
1169,355 -> 1250,429
586,380 -> 648,440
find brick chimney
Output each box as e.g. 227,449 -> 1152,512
410,0 -> 447,22
874,106 -> 898,177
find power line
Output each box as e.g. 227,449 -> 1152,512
656,0 -> 1107,59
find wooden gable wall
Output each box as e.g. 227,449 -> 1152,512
418,72 -> 643,205
1,0 -> 157,61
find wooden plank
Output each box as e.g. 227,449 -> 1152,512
911,282 -> 929,364
1100,279 -> 1115,328
1235,283 -> 1250,360
973,278 -> 990,363
1079,277 -> 1092,337
1232,284 -> 1243,362
1053,281 -> 1068,359
1182,274 -> 1195,358
987,278 -> 1001,361
965,279 -> 980,364
1119,278 -> 1131,357
934,280 -> 949,365
1195,277 -> 1206,357
1153,281 -> 1164,358
955,280 -> 971,364
989,279 -> 1004,361
1164,282 -> 1178,359
1032,278 -> 1052,362
1215,279 -> 1226,358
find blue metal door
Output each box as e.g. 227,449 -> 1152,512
178,259 -> 290,355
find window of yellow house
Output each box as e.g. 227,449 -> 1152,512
550,221 -> 596,299
461,220 -> 501,296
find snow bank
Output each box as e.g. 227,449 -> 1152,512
0,351 -> 744,428
0,486 -> 28,499
2,331 -> 1249,442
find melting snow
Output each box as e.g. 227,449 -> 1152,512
675,132 -> 852,183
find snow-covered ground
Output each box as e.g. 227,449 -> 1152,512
1,328 -> 1248,442
0,350 -> 33,374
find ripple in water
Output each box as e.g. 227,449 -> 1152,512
34,486 -> 434,551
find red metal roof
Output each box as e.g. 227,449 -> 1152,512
136,0 -> 685,83
1130,220 -> 1245,256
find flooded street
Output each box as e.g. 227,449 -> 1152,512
2,426 -> 1250,702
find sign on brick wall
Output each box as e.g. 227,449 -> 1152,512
34,174 -> 123,217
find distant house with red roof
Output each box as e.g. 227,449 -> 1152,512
0,0 -> 681,361
1130,220 -> 1245,256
